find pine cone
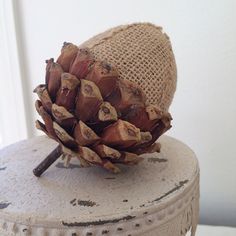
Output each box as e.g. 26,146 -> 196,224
34,42 -> 172,174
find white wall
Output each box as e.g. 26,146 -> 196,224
10,0 -> 236,226
0,0 -> 28,147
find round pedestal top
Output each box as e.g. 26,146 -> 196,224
0,135 -> 199,236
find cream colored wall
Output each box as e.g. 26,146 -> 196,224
15,0 -> 236,226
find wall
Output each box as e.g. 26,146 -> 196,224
7,0 -> 236,226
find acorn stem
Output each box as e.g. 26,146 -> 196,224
33,145 -> 62,177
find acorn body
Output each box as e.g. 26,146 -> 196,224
34,23 -> 175,173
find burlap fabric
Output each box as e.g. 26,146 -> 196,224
81,23 -> 177,112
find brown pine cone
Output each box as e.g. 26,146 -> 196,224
34,43 -> 172,174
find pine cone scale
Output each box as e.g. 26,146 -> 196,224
56,42 -> 79,72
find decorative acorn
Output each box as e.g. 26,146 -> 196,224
33,23 -> 177,176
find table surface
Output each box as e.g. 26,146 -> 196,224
196,225 -> 236,236
0,135 -> 199,235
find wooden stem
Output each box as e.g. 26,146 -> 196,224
33,145 -> 62,177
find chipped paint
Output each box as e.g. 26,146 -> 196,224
148,157 -> 168,163
0,167 -> 6,171
152,180 -> 189,202
62,215 -> 135,227
77,200 -> 96,207
104,177 -> 116,180
0,202 -> 11,209
70,199 -> 97,207
102,229 -> 109,234
70,198 -> 76,206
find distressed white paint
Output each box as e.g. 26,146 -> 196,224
0,135 -> 199,236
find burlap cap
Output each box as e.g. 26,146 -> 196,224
81,23 -> 177,112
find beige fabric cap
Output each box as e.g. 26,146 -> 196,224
81,23 -> 177,112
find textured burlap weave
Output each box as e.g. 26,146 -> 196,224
81,23 -> 177,112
